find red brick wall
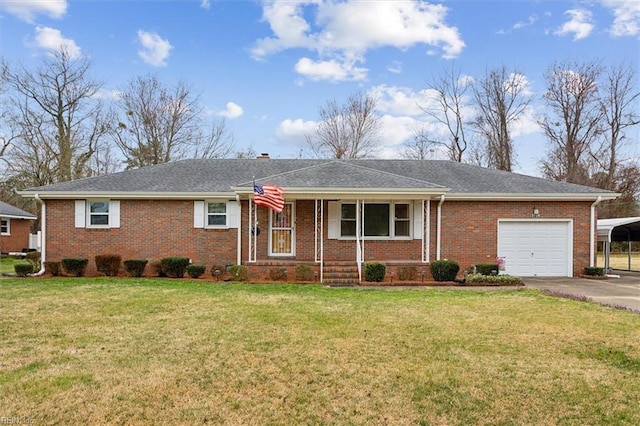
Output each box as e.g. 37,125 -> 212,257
45,200 -> 238,274
0,218 -> 33,253
44,198 -> 592,277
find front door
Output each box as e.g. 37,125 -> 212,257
270,203 -> 295,256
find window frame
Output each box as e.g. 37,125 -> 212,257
0,217 -> 10,235
206,201 -> 228,228
87,200 -> 110,228
338,201 -> 412,239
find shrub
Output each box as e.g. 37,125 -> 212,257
364,262 -> 386,282
61,258 -> 89,277
150,261 -> 166,277
95,254 -> 122,277
268,267 -> 287,281
186,264 -> 206,278
584,267 -> 605,276
430,259 -> 460,282
123,259 -> 148,277
295,264 -> 315,281
397,266 -> 417,281
26,251 -> 41,269
475,263 -> 499,275
228,264 -> 248,282
466,273 -> 522,285
160,257 -> 191,278
44,261 -> 61,277
14,263 -> 34,277
211,265 -> 227,280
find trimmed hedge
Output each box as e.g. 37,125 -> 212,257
160,257 -> 191,278
228,264 -> 248,282
268,267 -> 287,281
26,251 -> 41,269
430,259 -> 460,282
95,254 -> 122,276
124,259 -> 148,277
61,258 -> 89,277
364,262 -> 386,282
211,265 -> 227,280
187,264 -> 206,278
295,264 -> 315,281
397,266 -> 417,281
475,263 -> 499,275
14,263 -> 34,277
584,267 -> 605,276
44,261 -> 61,277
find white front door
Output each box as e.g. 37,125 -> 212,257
497,220 -> 573,277
270,203 -> 295,256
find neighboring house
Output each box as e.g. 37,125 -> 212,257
0,201 -> 37,254
18,157 -> 618,281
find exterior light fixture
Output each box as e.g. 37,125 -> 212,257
532,207 -> 540,218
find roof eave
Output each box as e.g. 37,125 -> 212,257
17,191 -> 237,200
445,192 -> 620,201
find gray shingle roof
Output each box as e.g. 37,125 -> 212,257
20,158 -> 615,197
0,201 -> 36,219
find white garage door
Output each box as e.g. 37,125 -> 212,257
498,220 -> 572,277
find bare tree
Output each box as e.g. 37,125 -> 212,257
419,64 -> 472,162
193,118 -> 235,159
473,66 -> 532,171
400,126 -> 436,160
113,74 -> 204,169
539,60 -> 604,184
1,48 -> 109,184
306,92 -> 382,159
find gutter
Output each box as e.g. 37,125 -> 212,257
236,194 -> 241,265
31,194 -> 46,276
590,196 -> 602,267
436,195 -> 445,260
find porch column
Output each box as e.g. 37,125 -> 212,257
314,199 -> 324,283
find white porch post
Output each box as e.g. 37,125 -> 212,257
314,199 -> 324,283
422,199 -> 431,263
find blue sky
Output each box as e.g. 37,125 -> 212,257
1,0 -> 639,176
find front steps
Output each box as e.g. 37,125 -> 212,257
322,261 -> 359,286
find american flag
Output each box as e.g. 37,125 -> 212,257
253,182 -> 285,213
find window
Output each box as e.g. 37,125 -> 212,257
75,200 -> 120,229
1,218 -> 9,235
89,201 -> 109,226
207,202 -> 227,226
394,204 -> 410,237
338,202 -> 410,238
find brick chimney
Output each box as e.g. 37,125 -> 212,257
257,153 -> 270,159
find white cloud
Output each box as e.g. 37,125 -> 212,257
31,26 -> 81,59
252,0 -> 464,82
555,8 -> 594,40
2,0 -> 67,22
137,30 -> 173,67
601,0 -> 640,36
275,118 -> 317,146
294,57 -> 368,82
513,14 -> 538,30
217,102 -> 244,119
200,0 -> 211,10
368,85 -> 428,116
387,61 -> 403,74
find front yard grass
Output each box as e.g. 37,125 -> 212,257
1,278 -> 639,425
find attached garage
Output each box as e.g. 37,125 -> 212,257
497,219 -> 573,277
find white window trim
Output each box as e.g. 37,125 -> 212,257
194,200 -> 239,229
75,200 -> 120,229
1,217 -> 10,235
87,199 -> 111,229
337,201 -> 412,240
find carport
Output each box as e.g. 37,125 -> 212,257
597,217 -> 640,272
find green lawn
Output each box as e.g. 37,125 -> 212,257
597,252 -> 640,271
0,256 -> 29,274
1,278 -> 639,425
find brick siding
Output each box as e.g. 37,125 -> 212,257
0,218 -> 33,253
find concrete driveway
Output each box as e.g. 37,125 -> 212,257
524,271 -> 640,312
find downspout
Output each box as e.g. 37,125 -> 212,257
32,194 -> 46,276
436,195 -> 445,260
236,194 -> 242,265
590,196 -> 602,267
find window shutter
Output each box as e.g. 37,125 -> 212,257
109,200 -> 120,228
328,201 -> 340,239
413,201 -> 423,240
75,200 -> 86,228
227,201 -> 239,228
194,201 -> 205,228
